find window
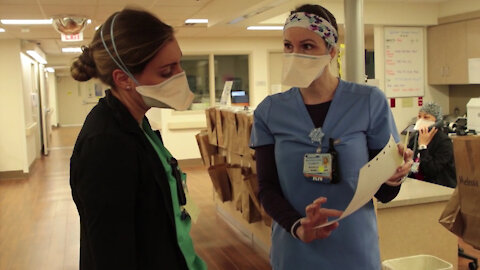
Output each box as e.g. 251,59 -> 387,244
181,54 -> 250,110
214,55 -> 249,105
180,55 -> 210,110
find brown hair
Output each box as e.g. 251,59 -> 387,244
71,8 -> 173,88
292,4 -> 338,48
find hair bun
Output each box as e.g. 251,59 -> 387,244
71,46 -> 98,81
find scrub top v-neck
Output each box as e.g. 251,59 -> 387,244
250,79 -> 399,270
142,119 -> 206,270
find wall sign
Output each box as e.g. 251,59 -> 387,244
384,27 -> 424,98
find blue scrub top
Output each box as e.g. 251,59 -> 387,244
250,79 -> 399,270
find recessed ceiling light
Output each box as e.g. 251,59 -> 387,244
0,19 -> 53,25
26,50 -> 47,64
0,28 -> 5,32
247,26 -> 283,30
185,19 -> 208,24
62,47 -> 82,53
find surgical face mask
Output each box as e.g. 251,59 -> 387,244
282,53 -> 331,88
100,14 -> 194,110
413,118 -> 435,130
135,71 -> 194,110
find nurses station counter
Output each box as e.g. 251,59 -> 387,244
377,178 -> 457,269
197,107 -> 457,268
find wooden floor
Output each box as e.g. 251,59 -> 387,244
1,126 -> 479,270
0,127 -> 271,270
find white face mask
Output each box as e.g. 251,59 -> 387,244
413,118 -> 435,130
281,53 -> 331,88
135,71 -> 194,110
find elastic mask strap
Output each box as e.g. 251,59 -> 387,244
100,13 -> 140,85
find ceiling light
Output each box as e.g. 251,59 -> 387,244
45,67 -> 55,72
1,19 -> 53,25
24,42 -> 47,64
62,47 -> 82,53
0,28 -> 5,32
26,50 -> 47,64
185,19 -> 208,24
247,26 -> 283,30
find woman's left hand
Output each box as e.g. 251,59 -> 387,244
385,144 -> 414,186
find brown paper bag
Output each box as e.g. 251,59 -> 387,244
246,113 -> 256,156
439,136 -> 480,249
439,188 -> 464,236
207,164 -> 232,202
215,108 -> 225,148
195,130 -> 217,166
226,165 -> 244,212
220,110 -> 240,153
205,108 -> 218,146
242,170 -> 272,226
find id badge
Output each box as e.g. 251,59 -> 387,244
303,153 -> 333,183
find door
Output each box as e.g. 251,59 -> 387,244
39,66 -> 51,155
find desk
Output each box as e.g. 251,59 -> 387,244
377,178 -> 457,269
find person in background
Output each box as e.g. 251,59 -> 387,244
69,8 -> 206,270
250,3 -> 413,270
408,102 -> 457,188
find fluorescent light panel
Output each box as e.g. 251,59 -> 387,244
185,19 -> 208,24
62,47 -> 82,53
45,67 -> 55,72
1,19 -> 53,25
247,26 -> 283,30
26,50 -> 47,64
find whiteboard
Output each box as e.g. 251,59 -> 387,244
384,27 -> 424,98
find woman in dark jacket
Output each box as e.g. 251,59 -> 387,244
408,102 -> 456,188
69,8 -> 205,270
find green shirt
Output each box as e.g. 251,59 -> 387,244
142,119 -> 207,270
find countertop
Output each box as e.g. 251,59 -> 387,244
377,178 -> 454,209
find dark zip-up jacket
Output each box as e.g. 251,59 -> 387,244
70,90 -> 188,270
408,129 -> 457,188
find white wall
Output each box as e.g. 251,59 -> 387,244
56,76 -> 101,126
0,40 -> 28,172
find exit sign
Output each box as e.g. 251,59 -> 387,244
61,32 -> 83,42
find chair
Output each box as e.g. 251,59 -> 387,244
458,246 -> 478,270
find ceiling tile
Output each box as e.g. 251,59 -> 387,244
0,4 -> 45,18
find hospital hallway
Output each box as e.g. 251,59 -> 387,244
1,127 -> 479,270
0,126 -> 271,270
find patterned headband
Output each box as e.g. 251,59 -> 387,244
284,12 -> 339,48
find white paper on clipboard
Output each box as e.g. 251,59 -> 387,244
315,135 -> 403,228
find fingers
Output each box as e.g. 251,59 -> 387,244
403,148 -> 413,160
302,208 -> 343,227
314,222 -> 339,239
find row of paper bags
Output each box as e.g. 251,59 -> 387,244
196,115 -> 270,225
205,107 -> 255,156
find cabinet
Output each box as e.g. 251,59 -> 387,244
467,18 -> 480,58
427,21 -> 468,85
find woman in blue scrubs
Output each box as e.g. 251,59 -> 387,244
250,4 -> 413,269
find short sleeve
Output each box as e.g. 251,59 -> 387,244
367,88 -> 399,149
250,97 -> 275,148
